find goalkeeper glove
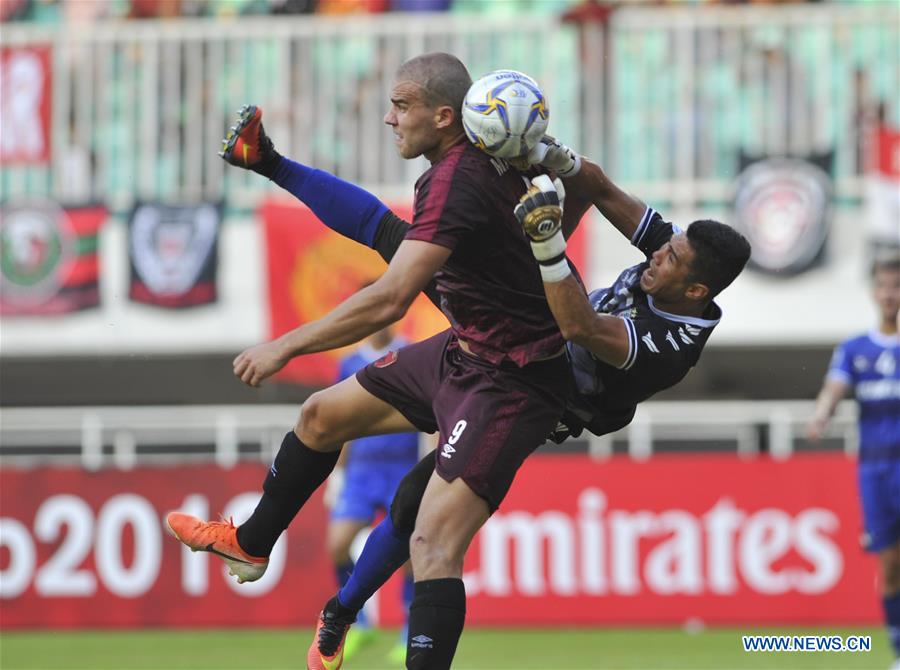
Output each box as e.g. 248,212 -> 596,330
514,136 -> 582,178
514,175 -> 571,283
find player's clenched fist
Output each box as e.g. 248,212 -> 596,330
515,174 -> 564,242
514,175 -> 571,283
233,340 -> 289,387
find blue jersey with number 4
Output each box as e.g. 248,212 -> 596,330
827,330 -> 900,462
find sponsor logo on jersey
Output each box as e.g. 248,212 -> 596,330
856,379 -> 900,402
374,350 -> 398,368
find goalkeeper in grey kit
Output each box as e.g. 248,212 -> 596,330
210,103 -> 751,667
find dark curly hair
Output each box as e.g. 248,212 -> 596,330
685,220 -> 752,298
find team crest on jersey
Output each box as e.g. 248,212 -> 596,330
875,351 -> 896,376
374,350 -> 398,368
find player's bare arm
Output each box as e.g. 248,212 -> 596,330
233,240 -> 451,387
514,175 -> 631,367
542,276 -> 631,367
564,159 -> 647,240
523,137 -> 646,240
807,377 -> 850,441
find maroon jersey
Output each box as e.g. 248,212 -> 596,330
405,139 -> 565,366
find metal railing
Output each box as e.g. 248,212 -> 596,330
603,3 -> 899,206
1,4 -> 896,211
585,399 -> 857,461
0,15 -> 580,210
0,400 -> 858,470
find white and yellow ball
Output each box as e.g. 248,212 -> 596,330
462,70 -> 549,160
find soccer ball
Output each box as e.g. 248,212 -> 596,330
462,70 -> 549,160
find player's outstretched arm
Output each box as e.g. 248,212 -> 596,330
233,240 -> 450,387
514,176 -> 631,368
519,136 -> 590,238
564,159 -> 647,241
524,137 -> 646,241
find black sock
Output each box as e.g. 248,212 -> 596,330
249,149 -> 282,179
406,578 -> 466,670
248,121 -> 282,179
236,431 -> 339,557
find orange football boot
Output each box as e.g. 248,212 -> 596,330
219,104 -> 276,169
165,512 -> 268,583
307,597 -> 358,670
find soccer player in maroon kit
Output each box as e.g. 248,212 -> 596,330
167,53 -> 579,670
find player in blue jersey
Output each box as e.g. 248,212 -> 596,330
808,256 -> 900,668
325,324 -> 419,663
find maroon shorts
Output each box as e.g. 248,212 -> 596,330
356,329 -> 569,511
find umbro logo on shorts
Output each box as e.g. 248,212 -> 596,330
374,350 -> 398,368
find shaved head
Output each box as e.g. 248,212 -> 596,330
396,52 -> 472,118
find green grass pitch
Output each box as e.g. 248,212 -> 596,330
0,627 -> 891,670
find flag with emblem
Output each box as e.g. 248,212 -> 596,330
0,200 -> 105,315
733,151 -> 833,275
127,202 -> 221,308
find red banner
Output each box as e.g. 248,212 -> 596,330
261,199 -> 589,386
380,453 -> 879,626
874,123 -> 900,180
0,46 -> 52,164
1,454 -> 876,629
0,463 -> 333,628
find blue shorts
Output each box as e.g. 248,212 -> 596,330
858,460 -> 900,552
330,460 -> 416,523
